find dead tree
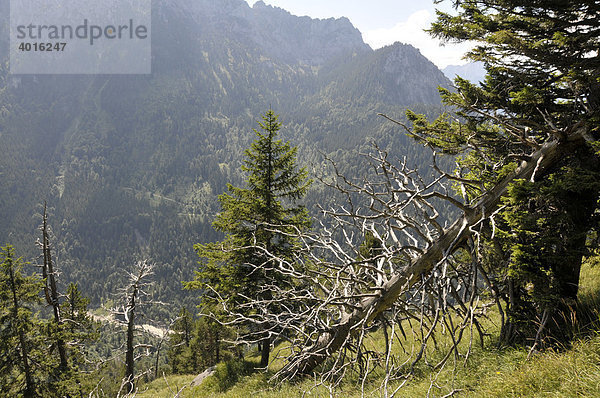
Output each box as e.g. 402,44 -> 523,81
113,259 -> 156,395
38,202 -> 69,371
205,123 -> 591,394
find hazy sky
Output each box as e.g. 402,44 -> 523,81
244,0 -> 473,69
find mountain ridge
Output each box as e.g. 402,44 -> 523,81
163,0 -> 370,67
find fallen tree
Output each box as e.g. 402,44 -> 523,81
277,123 -> 592,380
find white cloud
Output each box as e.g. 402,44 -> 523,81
362,9 -> 473,69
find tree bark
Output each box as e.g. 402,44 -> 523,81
548,146 -> 600,343
125,289 -> 137,394
260,335 -> 270,368
41,204 -> 69,371
278,127 -> 591,379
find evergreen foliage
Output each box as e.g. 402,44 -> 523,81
407,0 -> 600,345
60,282 -> 99,369
0,246 -> 44,397
167,308 -> 195,375
0,243 -> 98,397
190,110 -> 311,367
167,307 -> 234,375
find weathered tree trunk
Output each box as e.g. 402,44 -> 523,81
41,204 -> 69,371
260,335 -> 270,368
120,260 -> 154,393
125,288 -> 137,394
546,145 -> 600,344
278,128 -> 590,379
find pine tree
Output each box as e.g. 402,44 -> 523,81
0,245 -> 44,398
61,282 -> 97,351
167,308 -> 194,374
58,282 -> 98,394
406,0 -> 600,345
191,110 -> 311,367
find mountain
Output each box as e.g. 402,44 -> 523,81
443,62 -> 486,84
0,0 -> 450,314
318,42 -> 450,107
157,0 -> 370,68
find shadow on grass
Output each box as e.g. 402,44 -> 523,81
200,358 -> 274,393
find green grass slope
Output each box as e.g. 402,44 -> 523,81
137,255 -> 600,397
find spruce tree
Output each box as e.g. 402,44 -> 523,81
0,246 -> 44,398
167,308 -> 196,374
58,282 -> 98,395
191,109 -> 311,367
407,0 -> 600,345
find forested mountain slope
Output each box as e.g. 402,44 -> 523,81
0,0 -> 450,311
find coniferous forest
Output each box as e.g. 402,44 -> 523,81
1,0 -> 600,397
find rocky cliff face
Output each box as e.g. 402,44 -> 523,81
380,43 -> 450,105
161,0 -> 370,66
247,1 -> 370,66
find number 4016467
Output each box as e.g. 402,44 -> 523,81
18,42 -> 67,51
